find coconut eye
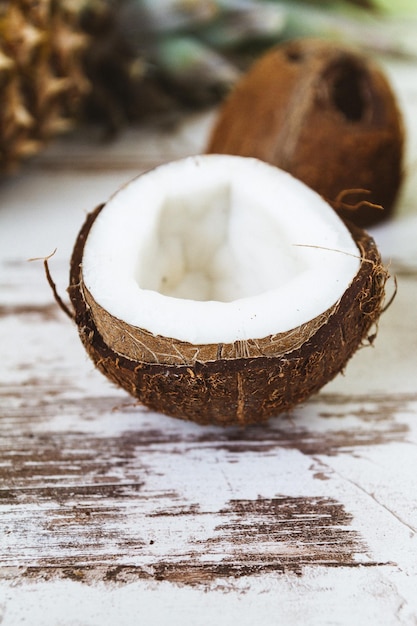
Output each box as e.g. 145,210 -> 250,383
285,45 -> 304,63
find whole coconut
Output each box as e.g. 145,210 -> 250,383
207,38 -> 404,227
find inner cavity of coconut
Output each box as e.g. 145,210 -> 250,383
82,155 -> 360,344
137,181 -> 304,302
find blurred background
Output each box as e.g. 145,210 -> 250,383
1,0 -> 417,175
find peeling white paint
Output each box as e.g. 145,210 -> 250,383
1,59 -> 417,626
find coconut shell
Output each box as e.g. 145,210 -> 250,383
206,38 -> 404,228
68,203 -> 387,427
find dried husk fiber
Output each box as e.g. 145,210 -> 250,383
68,203 -> 387,426
207,38 -> 404,228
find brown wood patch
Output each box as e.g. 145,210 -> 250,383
1,385 -> 411,586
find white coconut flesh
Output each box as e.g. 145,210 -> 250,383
82,155 -> 360,345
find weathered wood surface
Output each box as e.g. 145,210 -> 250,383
1,60 -> 417,624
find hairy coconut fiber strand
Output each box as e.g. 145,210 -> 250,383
69,205 -> 387,426
0,0 -> 89,171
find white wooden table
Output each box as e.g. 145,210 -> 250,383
1,58 -> 417,625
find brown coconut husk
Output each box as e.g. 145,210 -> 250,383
207,38 -> 404,228
67,203 -> 388,426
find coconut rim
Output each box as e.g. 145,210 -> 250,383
69,205 -> 386,372
79,155 -> 361,358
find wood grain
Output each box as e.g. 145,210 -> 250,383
1,275 -> 416,586
1,63 -> 417,624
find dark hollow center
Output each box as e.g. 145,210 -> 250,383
329,62 -> 368,122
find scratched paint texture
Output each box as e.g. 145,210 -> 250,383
1,60 -> 417,625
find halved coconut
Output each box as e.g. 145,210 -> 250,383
69,154 -> 387,426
